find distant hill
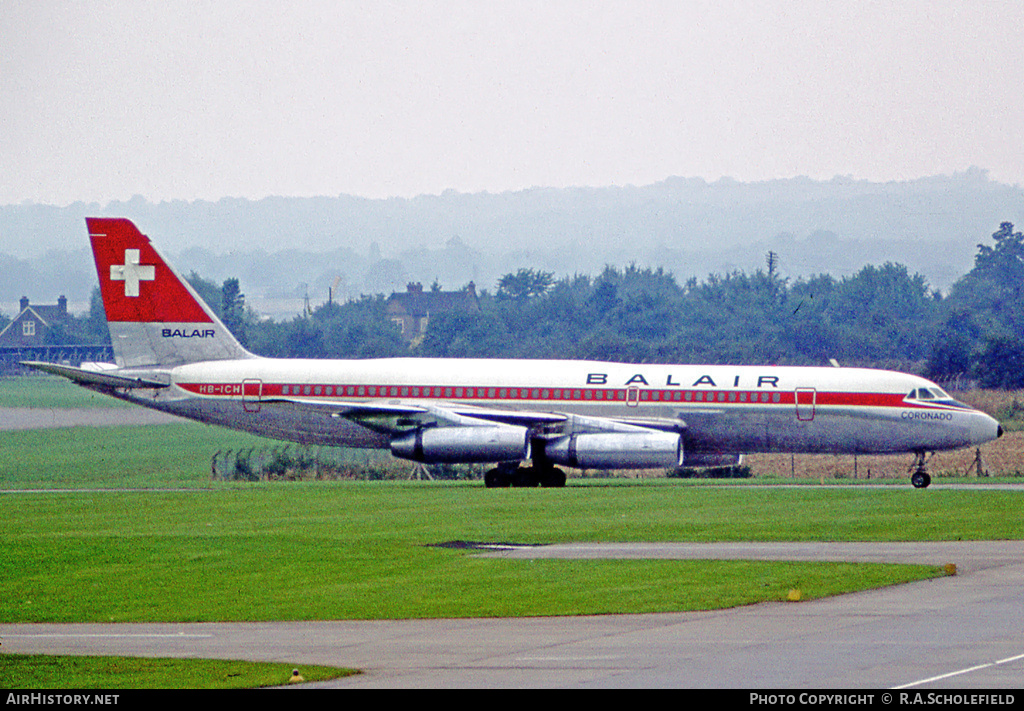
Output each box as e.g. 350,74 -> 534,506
2,169 -> 1022,315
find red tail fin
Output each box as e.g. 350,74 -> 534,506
88,217 -> 212,323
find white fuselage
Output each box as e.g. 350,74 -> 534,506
111,356 -> 1001,458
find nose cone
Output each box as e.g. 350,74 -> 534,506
971,412 -> 1003,446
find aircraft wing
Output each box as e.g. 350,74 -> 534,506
259,395 -> 569,435
259,394 -> 683,441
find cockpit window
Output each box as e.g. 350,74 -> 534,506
907,387 -> 954,402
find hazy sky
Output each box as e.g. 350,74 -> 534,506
3,0 -> 1022,205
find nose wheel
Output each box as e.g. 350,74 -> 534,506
910,452 -> 932,489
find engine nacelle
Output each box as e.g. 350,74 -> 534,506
390,425 -> 530,463
681,452 -> 743,468
546,432 -> 682,469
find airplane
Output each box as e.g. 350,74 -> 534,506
24,218 -> 1002,489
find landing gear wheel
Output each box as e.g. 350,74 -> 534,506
511,467 -> 540,487
484,465 -> 566,488
909,451 -> 932,489
539,467 -> 567,488
484,468 -> 511,488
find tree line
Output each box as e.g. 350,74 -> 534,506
24,223 -> 1024,389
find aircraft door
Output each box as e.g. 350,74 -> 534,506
242,379 -> 262,413
795,387 -> 816,422
627,386 -> 640,407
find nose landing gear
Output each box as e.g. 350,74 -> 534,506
910,452 -> 932,489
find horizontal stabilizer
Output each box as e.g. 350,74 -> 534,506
21,361 -> 170,389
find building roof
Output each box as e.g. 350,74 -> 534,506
386,282 -> 479,318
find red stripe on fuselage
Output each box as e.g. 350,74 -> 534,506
175,382 -> 955,410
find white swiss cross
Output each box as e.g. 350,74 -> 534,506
110,249 -> 156,297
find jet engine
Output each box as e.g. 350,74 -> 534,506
390,425 -> 531,463
546,431 -> 682,469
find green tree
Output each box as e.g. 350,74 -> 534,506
828,263 -> 939,363
185,272 -> 223,318
221,277 -> 248,345
419,311 -> 513,357
497,268 -> 554,300
317,296 -> 405,358
975,336 -> 1024,389
929,222 -> 1024,380
973,221 -> 1024,295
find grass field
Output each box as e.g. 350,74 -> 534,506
0,654 -> 356,689
4,483 -> 1022,623
0,377 -> 131,409
0,423 -> 268,489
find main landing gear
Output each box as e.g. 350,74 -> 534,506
910,451 -> 932,489
484,463 -> 567,488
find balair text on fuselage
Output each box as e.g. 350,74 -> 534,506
587,373 -> 781,388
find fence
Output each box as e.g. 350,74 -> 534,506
0,344 -> 114,373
